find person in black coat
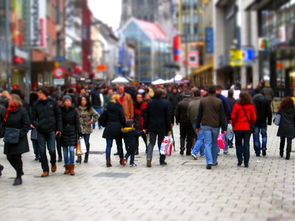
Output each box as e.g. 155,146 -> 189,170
145,89 -> 171,167
3,94 -> 30,185
101,94 -> 126,167
277,97 -> 295,160
60,95 -> 80,175
31,87 -> 62,177
0,102 -> 5,177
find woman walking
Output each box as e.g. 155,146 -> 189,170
231,92 -> 257,168
101,94 -> 126,167
277,97 -> 295,160
60,96 -> 80,175
3,94 -> 30,185
77,95 -> 99,163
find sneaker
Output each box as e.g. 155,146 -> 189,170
51,164 -> 57,173
130,163 -> 137,167
191,153 -> 197,160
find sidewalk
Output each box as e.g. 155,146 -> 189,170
0,125 -> 294,221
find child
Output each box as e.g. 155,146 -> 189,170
122,120 -> 145,167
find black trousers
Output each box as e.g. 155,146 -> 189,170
280,137 -> 293,157
235,130 -> 251,166
179,122 -> 193,154
56,136 -> 62,159
7,154 -> 23,177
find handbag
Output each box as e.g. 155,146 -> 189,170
273,113 -> 281,126
4,127 -> 21,144
241,106 -> 255,133
217,134 -> 226,149
98,110 -> 108,127
76,139 -> 83,156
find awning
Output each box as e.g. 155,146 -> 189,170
246,0 -> 290,11
192,64 -> 213,76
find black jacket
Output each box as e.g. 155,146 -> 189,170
277,107 -> 295,139
144,98 -> 171,134
32,98 -> 62,134
253,93 -> 272,125
168,92 -> 182,113
122,128 -> 144,153
4,107 -> 30,155
175,97 -> 191,124
91,91 -> 102,108
102,102 -> 126,139
60,106 -> 80,146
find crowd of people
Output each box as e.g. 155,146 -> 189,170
0,81 -> 294,186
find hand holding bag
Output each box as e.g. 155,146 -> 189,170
273,114 -> 281,126
4,127 -> 21,144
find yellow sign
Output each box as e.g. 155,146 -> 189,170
230,49 -> 244,67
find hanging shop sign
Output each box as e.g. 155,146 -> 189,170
205,27 -> 214,54
188,51 -> 200,68
258,38 -> 269,51
53,67 -> 66,79
243,48 -> 256,63
31,0 -> 47,48
230,49 -> 244,67
173,35 -> 181,61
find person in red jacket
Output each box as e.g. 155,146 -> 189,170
134,93 -> 148,154
231,92 -> 257,168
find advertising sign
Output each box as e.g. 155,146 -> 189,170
205,27 -> 214,54
230,49 -> 243,67
188,51 -> 199,68
31,0 -> 47,48
53,67 -> 66,79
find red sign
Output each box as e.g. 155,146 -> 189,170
14,56 -> 26,64
174,35 -> 181,61
53,67 -> 66,79
97,65 -> 107,72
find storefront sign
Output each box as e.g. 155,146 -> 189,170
188,51 -> 199,68
53,67 -> 66,79
31,0 -> 47,48
230,49 -> 243,67
243,48 -> 256,63
53,78 -> 65,86
173,35 -> 181,61
258,38 -> 269,51
206,27 -> 214,54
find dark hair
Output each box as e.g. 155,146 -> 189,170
38,87 -> 49,97
239,92 -> 253,105
208,86 -> 216,95
154,88 -> 164,98
11,89 -> 24,100
216,85 -> 223,91
254,88 -> 261,94
192,89 -> 201,97
228,90 -> 234,98
29,92 -> 39,105
279,97 -> 294,110
78,95 -> 91,111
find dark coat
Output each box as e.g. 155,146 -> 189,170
144,98 -> 171,134
32,98 -> 62,134
60,106 -> 80,146
122,128 -> 144,153
102,102 -> 126,139
175,97 -> 191,124
227,97 -> 236,112
4,107 -> 30,155
277,107 -> 295,139
253,93 -> 272,125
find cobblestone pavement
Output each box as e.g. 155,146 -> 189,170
0,125 -> 294,221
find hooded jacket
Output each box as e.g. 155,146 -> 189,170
253,93 -> 272,125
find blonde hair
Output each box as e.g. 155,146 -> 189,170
1,90 -> 10,99
10,94 -> 23,106
111,94 -> 121,103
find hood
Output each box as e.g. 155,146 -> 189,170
253,93 -> 264,101
121,127 -> 135,133
106,102 -> 121,112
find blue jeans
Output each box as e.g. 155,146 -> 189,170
235,130 -> 251,166
191,130 -> 205,156
253,124 -> 267,155
38,131 -> 56,172
63,146 -> 75,165
93,107 -> 103,129
201,125 -> 219,165
81,134 -> 90,146
105,138 -> 124,160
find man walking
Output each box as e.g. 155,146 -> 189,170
32,88 -> 62,177
145,89 -> 171,167
253,88 -> 272,156
196,86 -> 227,169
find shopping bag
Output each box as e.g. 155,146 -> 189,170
217,134 -> 226,150
273,114 -> 281,126
166,137 -> 174,156
76,139 -> 83,156
227,124 -> 234,140
160,136 -> 170,155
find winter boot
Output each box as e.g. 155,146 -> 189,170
160,155 -> 167,166
106,159 -> 112,167
70,164 -> 75,176
147,159 -> 152,168
280,145 -> 284,158
76,156 -> 82,164
84,144 -> 90,163
286,144 -> 291,160
64,165 -> 70,174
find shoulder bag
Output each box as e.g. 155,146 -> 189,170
241,106 -> 255,133
3,127 -> 21,144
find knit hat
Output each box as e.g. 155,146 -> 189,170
62,95 -> 72,102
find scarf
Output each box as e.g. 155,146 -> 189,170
4,104 -> 20,121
